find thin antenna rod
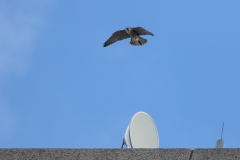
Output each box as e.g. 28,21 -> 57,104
221,122 -> 224,139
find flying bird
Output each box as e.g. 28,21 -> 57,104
103,27 -> 154,47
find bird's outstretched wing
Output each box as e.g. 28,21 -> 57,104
103,30 -> 130,47
133,27 -> 154,36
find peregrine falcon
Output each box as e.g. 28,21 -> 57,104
103,27 -> 154,47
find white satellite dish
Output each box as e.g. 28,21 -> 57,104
121,111 -> 159,148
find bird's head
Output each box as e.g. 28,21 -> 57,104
125,27 -> 131,32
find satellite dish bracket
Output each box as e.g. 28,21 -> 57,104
121,139 -> 126,148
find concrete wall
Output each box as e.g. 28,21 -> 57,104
191,149 -> 240,160
0,149 -> 239,160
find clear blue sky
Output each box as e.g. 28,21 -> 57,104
0,1 -> 240,148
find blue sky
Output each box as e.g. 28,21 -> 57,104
0,1 -> 240,148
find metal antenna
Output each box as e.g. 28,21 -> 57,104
221,122 -> 224,139
216,122 -> 225,148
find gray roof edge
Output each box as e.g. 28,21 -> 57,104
0,148 -> 240,160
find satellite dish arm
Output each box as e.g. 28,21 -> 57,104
121,139 -> 126,148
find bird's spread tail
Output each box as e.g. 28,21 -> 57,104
130,37 -> 147,46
